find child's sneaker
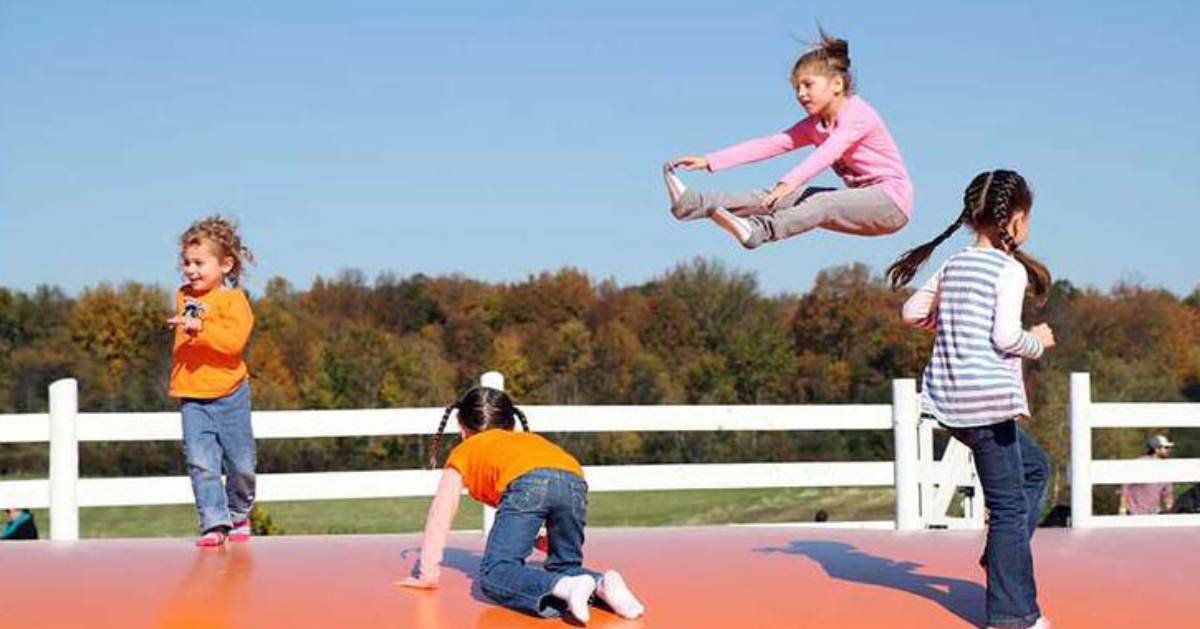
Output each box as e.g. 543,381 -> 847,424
711,208 -> 767,249
195,528 -> 228,547
229,519 -> 251,542
664,162 -> 707,221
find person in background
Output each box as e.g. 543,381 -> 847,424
1118,435 -> 1175,516
2,508 -> 38,540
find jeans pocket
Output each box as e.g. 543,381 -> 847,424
506,480 -> 548,512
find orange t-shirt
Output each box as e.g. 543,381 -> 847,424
446,429 -> 584,507
169,285 -> 255,399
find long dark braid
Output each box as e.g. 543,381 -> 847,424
887,172 -> 994,289
513,407 -> 530,432
428,403 -> 457,469
428,387 -> 530,469
987,171 -> 1051,303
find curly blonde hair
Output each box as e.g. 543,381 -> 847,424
179,214 -> 255,287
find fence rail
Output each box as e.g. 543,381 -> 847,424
7,371 -> 1194,540
1070,372 -> 1200,528
0,376 -> 923,540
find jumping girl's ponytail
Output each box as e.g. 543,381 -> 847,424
793,27 -> 853,93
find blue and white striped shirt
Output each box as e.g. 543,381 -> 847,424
902,247 -> 1043,427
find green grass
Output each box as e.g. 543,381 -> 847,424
22,486 -> 895,539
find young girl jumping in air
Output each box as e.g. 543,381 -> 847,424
399,386 -> 644,625
665,29 -> 913,249
893,170 -> 1053,629
168,215 -> 257,547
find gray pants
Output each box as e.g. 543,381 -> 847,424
678,185 -> 908,246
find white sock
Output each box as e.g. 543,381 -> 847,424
597,570 -> 644,620
551,574 -> 596,624
710,208 -> 753,243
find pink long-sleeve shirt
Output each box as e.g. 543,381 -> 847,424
704,95 -> 914,217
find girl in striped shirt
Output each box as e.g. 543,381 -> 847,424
890,170 -> 1054,629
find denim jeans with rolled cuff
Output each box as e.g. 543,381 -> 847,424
181,380 -> 256,533
478,468 -> 601,617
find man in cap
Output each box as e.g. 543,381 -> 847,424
1117,435 -> 1175,515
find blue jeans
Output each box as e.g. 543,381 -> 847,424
479,468 -> 600,617
181,380 -> 256,533
948,420 -> 1049,628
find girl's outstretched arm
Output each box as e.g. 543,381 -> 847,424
704,122 -> 811,172
398,468 -> 464,589
776,113 -> 872,193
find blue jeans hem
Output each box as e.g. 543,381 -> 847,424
988,614 -> 1041,628
480,578 -> 562,618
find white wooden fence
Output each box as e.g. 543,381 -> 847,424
1070,372 -> 1200,527
7,371 -> 1190,540
4,375 -> 962,540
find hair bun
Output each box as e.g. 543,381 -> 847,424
819,29 -> 849,62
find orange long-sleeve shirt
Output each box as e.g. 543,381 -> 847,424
445,429 -> 584,507
169,285 -> 254,399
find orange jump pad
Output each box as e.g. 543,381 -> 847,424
3,526 -> 1198,628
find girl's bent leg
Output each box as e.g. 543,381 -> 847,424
543,474 -> 602,580
181,401 -> 232,533
754,186 -> 907,241
479,473 -> 564,617
671,185 -> 772,221
1017,425 -> 1051,539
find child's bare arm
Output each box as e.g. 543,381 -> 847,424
398,468 -> 464,589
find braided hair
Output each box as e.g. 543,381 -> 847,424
428,386 -> 530,469
985,172 -> 1052,302
887,169 -> 1051,303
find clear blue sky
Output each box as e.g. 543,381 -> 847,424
2,1 -> 1197,297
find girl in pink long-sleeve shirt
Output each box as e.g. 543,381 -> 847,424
665,30 -> 913,249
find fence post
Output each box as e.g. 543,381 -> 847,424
49,378 -> 80,541
917,418 -> 935,524
479,371 -> 505,538
893,378 -> 921,530
1070,372 -> 1093,528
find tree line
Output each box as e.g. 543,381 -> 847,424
2,259 -> 1198,511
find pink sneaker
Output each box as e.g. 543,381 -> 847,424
229,519 -> 251,542
195,529 -> 228,547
